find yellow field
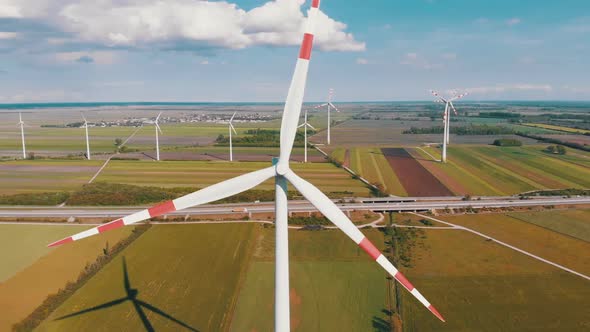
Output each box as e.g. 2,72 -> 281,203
523,123 -> 590,134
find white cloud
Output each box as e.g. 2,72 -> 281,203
0,32 -> 18,39
54,51 -> 119,65
0,89 -> 84,103
200,59 -> 210,65
0,3 -> 21,18
506,18 -> 522,26
6,0 -> 364,52
356,57 -> 369,65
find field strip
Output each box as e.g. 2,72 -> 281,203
447,159 -> 501,195
412,213 -> 590,282
369,151 -> 387,190
467,148 -> 545,189
416,147 -> 440,162
88,155 -> 113,184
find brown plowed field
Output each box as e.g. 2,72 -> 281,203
381,148 -> 453,196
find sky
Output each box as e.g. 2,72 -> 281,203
0,0 -> 589,103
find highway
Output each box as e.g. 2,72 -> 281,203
0,196 -> 588,219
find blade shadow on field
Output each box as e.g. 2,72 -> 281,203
55,257 -> 199,332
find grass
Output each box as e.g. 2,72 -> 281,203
0,159 -> 103,195
440,213 -> 590,275
37,224 -> 257,332
231,228 -> 389,332
0,225 -> 133,331
506,209 -> 590,243
96,160 -> 370,196
398,229 -> 590,331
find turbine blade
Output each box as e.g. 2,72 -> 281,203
47,167 -> 276,247
307,123 -> 316,130
277,0 -> 321,167
328,102 -> 338,111
155,123 -> 163,134
313,103 -> 328,109
230,123 -> 237,135
284,170 -> 445,322
298,123 -> 306,128
156,112 -> 162,122
450,92 -> 468,101
430,90 -> 447,103
230,112 -> 237,123
132,300 -> 154,332
449,102 -> 458,116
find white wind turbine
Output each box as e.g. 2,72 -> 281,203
17,112 -> 27,159
314,88 -> 338,145
154,112 -> 163,161
228,112 -> 237,162
431,90 -> 468,163
298,109 -> 316,163
47,2 -> 445,330
81,114 -> 91,160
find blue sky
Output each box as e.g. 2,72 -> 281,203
0,0 -> 589,102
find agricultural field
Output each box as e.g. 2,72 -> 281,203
95,160 -> 371,196
313,119 -> 539,146
0,159 -> 103,195
505,209 -> 590,242
231,228 -> 389,332
398,229 -> 590,331
37,224 -> 256,332
157,145 -> 325,162
411,145 -> 590,196
0,225 -> 133,331
346,147 -> 407,196
523,123 -> 590,134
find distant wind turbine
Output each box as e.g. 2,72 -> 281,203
298,109 -> 316,163
228,112 -> 237,162
314,88 -> 338,145
155,112 -> 163,161
430,90 -> 468,163
81,114 -> 91,160
17,112 -> 26,159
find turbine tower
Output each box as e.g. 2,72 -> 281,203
17,112 -> 26,159
314,88 -> 338,145
298,109 -> 316,163
228,112 -> 237,162
154,112 -> 163,161
81,114 -> 91,160
431,90 -> 467,163
47,2 -> 445,330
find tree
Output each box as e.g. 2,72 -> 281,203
546,145 -> 556,154
556,145 -> 567,155
114,138 -> 122,147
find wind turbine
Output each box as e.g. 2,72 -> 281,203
314,88 -> 338,145
81,114 -> 91,160
431,90 -> 468,163
17,112 -> 26,159
154,112 -> 163,161
228,112 -> 237,162
47,2 -> 445,330
298,109 -> 316,163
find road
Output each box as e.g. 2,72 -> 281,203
0,196 -> 587,219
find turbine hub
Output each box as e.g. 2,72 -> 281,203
276,163 -> 289,176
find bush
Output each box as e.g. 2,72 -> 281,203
493,139 -> 522,147
0,192 -> 69,205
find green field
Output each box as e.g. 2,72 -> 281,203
0,225 -> 133,331
506,209 -> 590,242
37,224 -> 256,332
96,160 -> 371,196
398,229 -> 590,331
231,228 -> 389,332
